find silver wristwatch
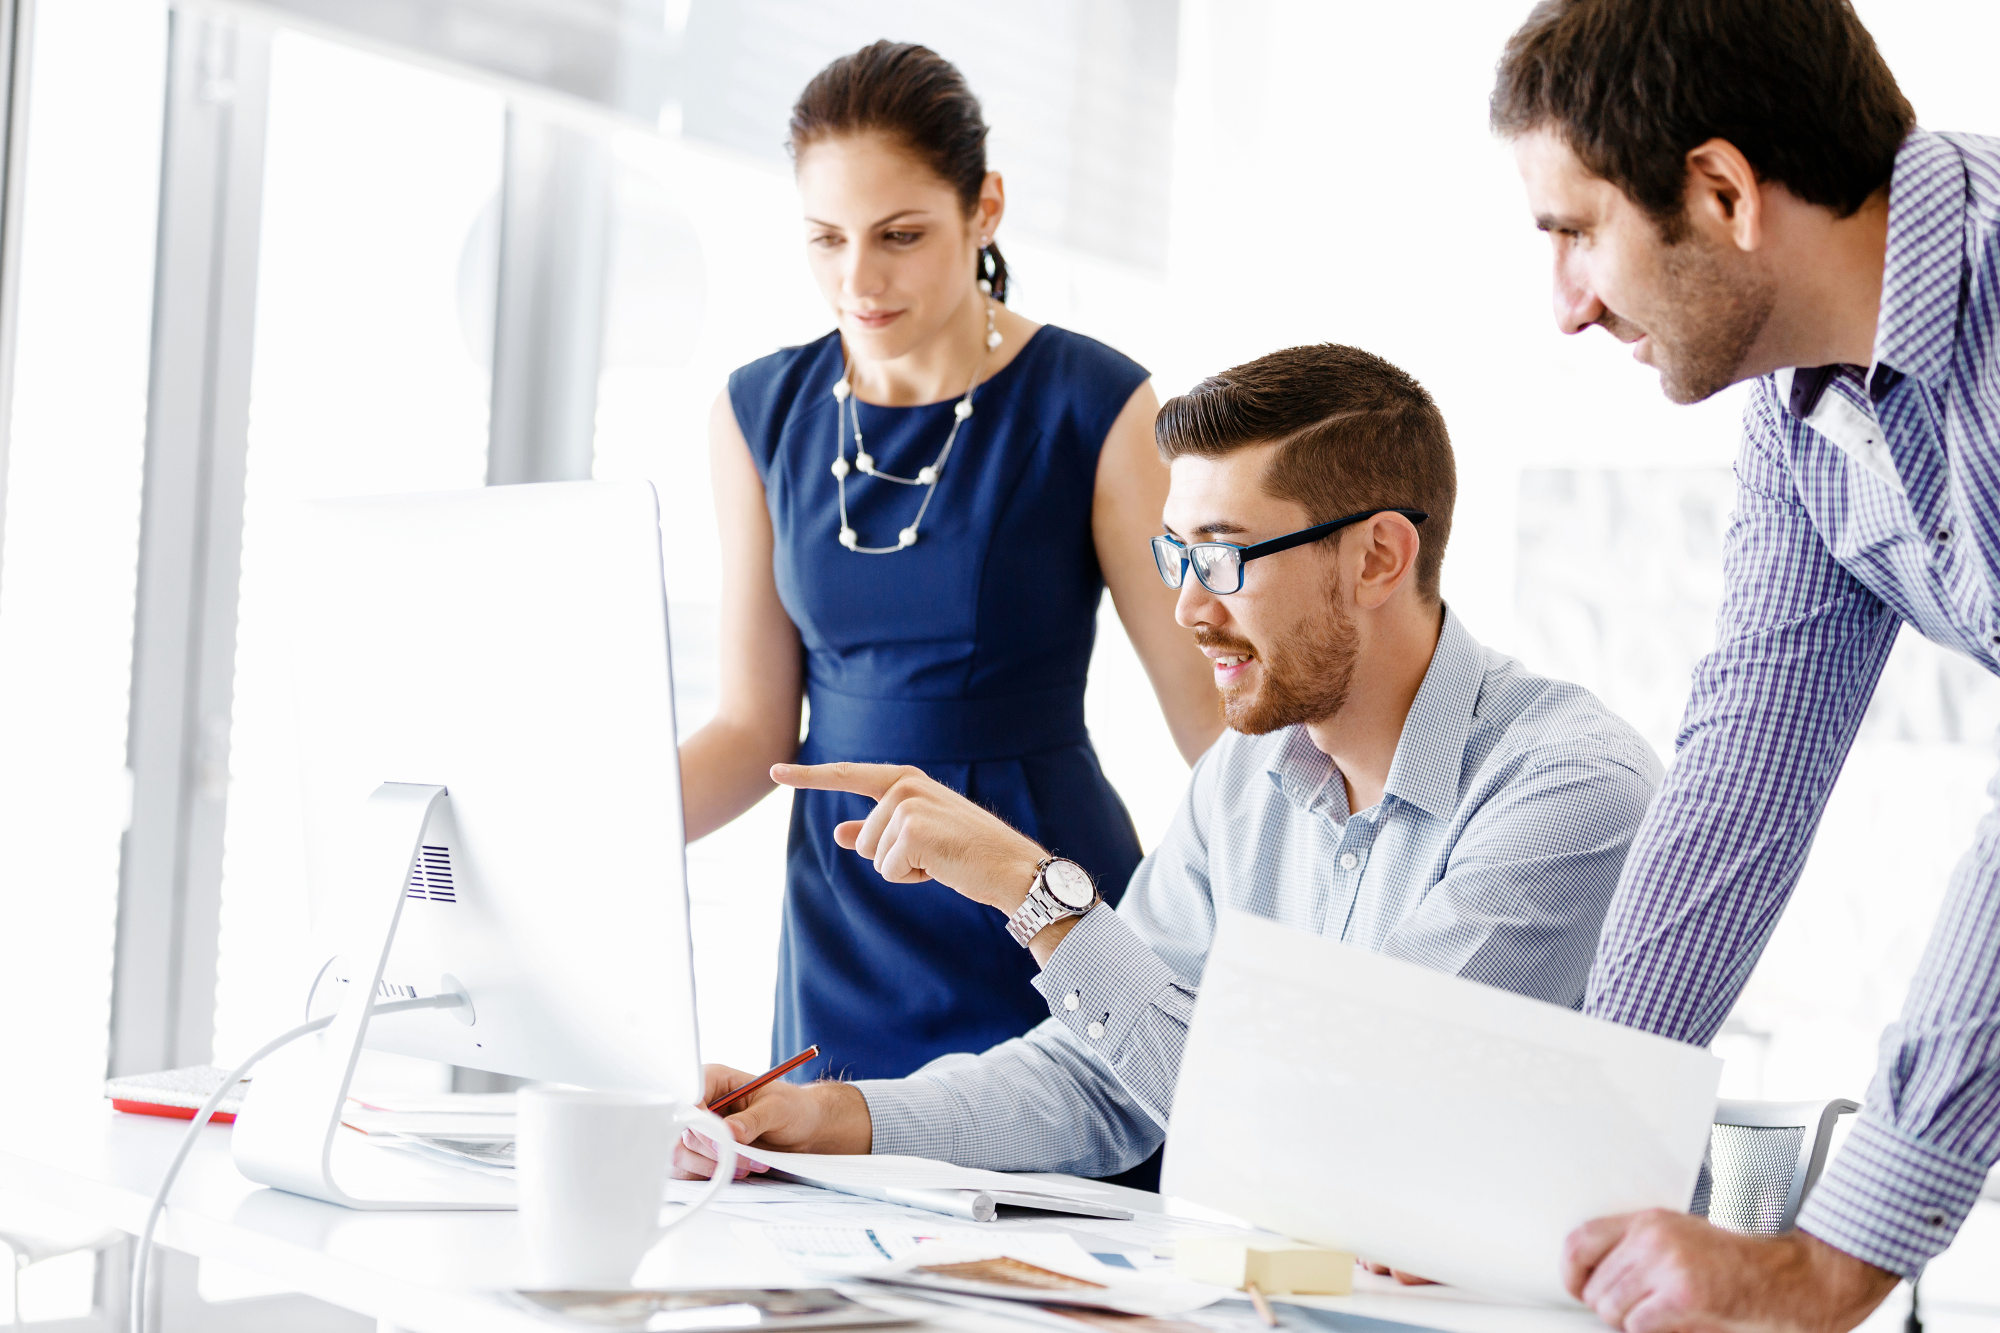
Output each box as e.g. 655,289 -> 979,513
1004,856 -> 1098,947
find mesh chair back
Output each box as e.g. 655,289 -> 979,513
1709,1121 -> 1808,1233
1707,1098 -> 1856,1235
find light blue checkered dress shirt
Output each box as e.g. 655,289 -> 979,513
1588,128 -> 2000,1278
855,609 -> 1662,1177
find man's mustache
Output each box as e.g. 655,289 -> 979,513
1194,628 -> 1255,656
1596,310 -> 1643,342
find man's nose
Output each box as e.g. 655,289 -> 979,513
1553,250 -> 1606,337
1174,577 -> 1221,630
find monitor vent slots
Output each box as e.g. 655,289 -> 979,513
404,845 -> 458,903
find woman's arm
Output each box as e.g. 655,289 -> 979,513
678,390 -> 807,840
1092,380 -> 1223,766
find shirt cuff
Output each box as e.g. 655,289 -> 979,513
1030,904 -> 1196,1118
1796,1112 -> 1991,1277
1035,906 -> 1187,1042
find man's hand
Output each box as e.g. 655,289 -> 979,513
1562,1210 -> 1899,1332
772,762 -> 1047,913
671,1064 -> 873,1181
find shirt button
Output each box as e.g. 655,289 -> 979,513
1086,1021 -> 1106,1040
1340,853 -> 1359,870
1936,528 -> 1953,545
1926,1210 -> 1949,1228
1063,991 -> 1079,1012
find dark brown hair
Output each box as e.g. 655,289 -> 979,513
1156,345 -> 1455,602
789,41 -> 1009,301
1491,0 -> 1913,238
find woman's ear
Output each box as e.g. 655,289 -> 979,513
975,170 -> 1006,240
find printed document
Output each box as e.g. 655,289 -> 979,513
1164,911 -> 1721,1305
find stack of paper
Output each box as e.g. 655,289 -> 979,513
731,1146 -> 1135,1223
330,1095 -> 1137,1225
341,1091 -> 516,1139
762,1229 -> 1220,1318
861,1244 -> 1220,1318
340,1091 -> 518,1174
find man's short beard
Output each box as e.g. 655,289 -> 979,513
1649,233 -> 1776,405
1217,594 -> 1360,736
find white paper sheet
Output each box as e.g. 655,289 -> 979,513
851,1237 -> 1223,1317
733,1147 -> 1111,1197
740,1209 -> 1252,1271
759,1225 -> 1090,1275
666,1179 -> 863,1205
719,1198 -> 967,1228
726,1147 -> 1125,1221
1041,1211 -> 1265,1255
1163,911 -> 1721,1306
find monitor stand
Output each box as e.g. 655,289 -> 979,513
231,782 -> 516,1210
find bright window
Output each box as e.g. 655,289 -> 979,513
208,30 -> 502,1073
0,1 -> 164,1316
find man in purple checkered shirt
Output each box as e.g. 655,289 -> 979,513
1495,0 -> 2000,1328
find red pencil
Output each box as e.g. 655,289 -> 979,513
705,1044 -> 820,1115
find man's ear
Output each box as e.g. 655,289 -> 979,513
1684,138 -> 1764,252
1350,513 -> 1422,611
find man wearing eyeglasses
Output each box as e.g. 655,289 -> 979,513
675,343 -> 1661,1182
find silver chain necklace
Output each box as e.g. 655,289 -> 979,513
832,295 -> 1000,554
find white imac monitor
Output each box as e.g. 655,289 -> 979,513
230,480 -> 703,1210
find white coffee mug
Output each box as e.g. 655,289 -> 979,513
516,1087 -> 738,1288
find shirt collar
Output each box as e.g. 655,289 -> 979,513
1266,726 -> 1344,818
1873,129 -> 1966,389
1379,606 -> 1482,820
1778,129 -> 1966,417
1260,606 -> 1481,823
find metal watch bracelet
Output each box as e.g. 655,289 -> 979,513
1004,856 -> 1096,947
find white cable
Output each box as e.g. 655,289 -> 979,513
128,994 -> 456,1333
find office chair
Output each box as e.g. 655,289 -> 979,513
1706,1097 -> 1857,1235
0,1190 -> 122,1324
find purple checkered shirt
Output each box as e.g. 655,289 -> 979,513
1589,128 -> 2000,1277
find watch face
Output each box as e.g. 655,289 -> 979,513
1044,859 -> 1096,909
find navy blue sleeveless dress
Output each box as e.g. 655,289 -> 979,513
728,325 -> 1149,1083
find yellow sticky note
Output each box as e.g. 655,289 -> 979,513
1174,1236 -> 1355,1296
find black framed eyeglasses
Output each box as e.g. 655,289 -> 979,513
1150,508 -> 1428,595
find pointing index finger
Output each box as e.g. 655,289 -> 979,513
771,761 -> 907,800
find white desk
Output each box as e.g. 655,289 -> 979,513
2,1100 -> 1995,1333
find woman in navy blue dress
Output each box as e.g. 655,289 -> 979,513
678,41 -> 1219,1087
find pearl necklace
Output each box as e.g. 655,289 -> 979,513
832,294 -> 1001,553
